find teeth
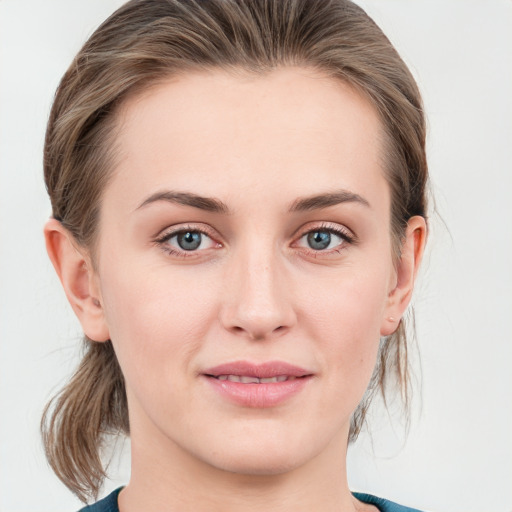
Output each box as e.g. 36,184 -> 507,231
260,376 -> 294,383
216,375 -> 293,383
240,376 -> 260,384
259,377 -> 278,383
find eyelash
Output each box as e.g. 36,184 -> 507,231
294,222 -> 356,256
153,224 -> 220,258
153,222 -> 356,259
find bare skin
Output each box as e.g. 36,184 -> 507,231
45,67 -> 425,512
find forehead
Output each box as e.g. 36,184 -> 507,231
107,66 -> 387,212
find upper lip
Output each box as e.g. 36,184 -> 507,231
203,361 -> 312,379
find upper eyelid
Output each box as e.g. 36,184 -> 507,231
154,223 -> 218,242
293,221 -> 356,241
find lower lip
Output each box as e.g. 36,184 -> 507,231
204,376 -> 311,408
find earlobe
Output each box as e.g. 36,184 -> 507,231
380,216 -> 427,336
44,218 -> 110,342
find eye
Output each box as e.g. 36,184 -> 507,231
294,224 -> 355,253
167,230 -> 217,252
155,226 -> 221,257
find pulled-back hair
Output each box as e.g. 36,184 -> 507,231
42,0 -> 427,503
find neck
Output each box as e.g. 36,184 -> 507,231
120,422 -> 359,512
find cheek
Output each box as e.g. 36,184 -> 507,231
98,262 -> 219,380
301,265 -> 390,389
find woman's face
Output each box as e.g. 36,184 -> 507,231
89,67 -> 413,475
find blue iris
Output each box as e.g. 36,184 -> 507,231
177,231 -> 202,250
307,231 -> 331,250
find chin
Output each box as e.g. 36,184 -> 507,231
194,423 -> 327,477
210,449 -> 306,477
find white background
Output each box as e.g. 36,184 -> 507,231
1,1 -> 511,511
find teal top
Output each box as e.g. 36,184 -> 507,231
79,487 -> 424,512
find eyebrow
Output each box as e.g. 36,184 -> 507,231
136,188 -> 370,214
289,190 -> 370,212
136,190 -> 230,214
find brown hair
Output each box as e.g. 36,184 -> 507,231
42,0 -> 428,503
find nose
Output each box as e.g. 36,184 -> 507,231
219,242 -> 297,341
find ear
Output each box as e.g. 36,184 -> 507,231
380,216 -> 427,336
44,218 -> 110,342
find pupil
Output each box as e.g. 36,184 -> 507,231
307,231 -> 331,250
177,231 -> 201,251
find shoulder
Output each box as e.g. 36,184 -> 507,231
78,487 -> 122,512
353,492 -> 426,512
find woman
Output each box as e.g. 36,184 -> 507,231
42,1 -> 427,510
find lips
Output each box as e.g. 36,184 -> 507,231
215,374 -> 293,383
202,361 -> 313,408
204,361 -> 311,379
